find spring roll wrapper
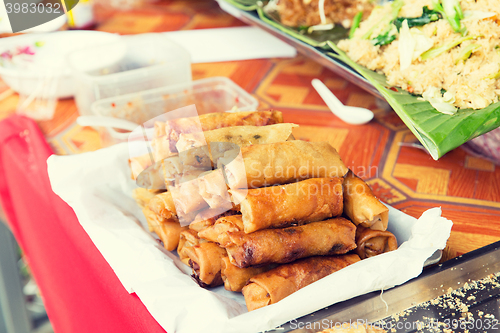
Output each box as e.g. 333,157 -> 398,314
162,154 -> 211,187
220,141 -> 348,189
129,153 -> 153,180
242,254 -> 361,311
183,242 -> 227,288
147,191 -> 177,220
155,221 -> 187,252
197,169 -> 232,210
224,218 -> 356,268
355,226 -> 398,259
237,177 -> 343,233
198,215 -> 244,246
135,160 -> 167,191
189,216 -> 217,232
190,210 -> 238,233
178,229 -> 207,266
176,123 -> 297,162
142,207 -> 186,251
343,171 -> 389,231
169,178 -> 208,217
132,188 -> 157,209
153,111 -> 284,157
220,257 -> 274,292
142,206 -> 163,233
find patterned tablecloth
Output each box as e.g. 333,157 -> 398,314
0,0 -> 499,261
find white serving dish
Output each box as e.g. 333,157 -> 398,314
68,33 -> 192,116
0,30 -> 120,98
91,77 -> 259,146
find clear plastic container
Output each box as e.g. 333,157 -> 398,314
91,76 -> 259,146
68,33 -> 192,115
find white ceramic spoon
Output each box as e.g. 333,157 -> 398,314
312,79 -> 374,125
76,115 -> 140,132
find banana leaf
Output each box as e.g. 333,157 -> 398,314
219,0 -> 500,159
223,0 -> 259,10
325,41 -> 500,159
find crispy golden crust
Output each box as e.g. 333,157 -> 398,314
142,206 -> 164,232
176,123 -> 297,162
198,215 -> 244,246
129,154 -> 153,180
154,111 -> 284,157
143,206 -> 185,251
220,257 -> 274,292
189,210 -> 238,233
355,226 -> 398,259
222,141 -> 348,189
132,188 -> 157,209
238,177 -> 344,233
242,254 -> 360,311
178,229 -> 206,265
183,242 -> 227,288
148,191 -> 177,220
342,171 -> 388,231
224,217 -> 356,268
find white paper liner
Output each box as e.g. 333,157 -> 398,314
48,142 -> 453,333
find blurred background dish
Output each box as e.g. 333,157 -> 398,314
0,30 -> 119,98
91,76 -> 259,146
68,33 -> 192,116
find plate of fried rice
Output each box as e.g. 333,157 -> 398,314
218,0 -> 500,160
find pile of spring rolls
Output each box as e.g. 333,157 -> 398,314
130,110 -> 398,311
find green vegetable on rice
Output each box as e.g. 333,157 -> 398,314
349,12 -> 364,39
455,43 -> 481,64
393,6 -> 442,31
420,35 -> 479,60
431,0 -> 466,34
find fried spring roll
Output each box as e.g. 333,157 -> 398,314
224,218 -> 356,268
355,226 -> 398,259
142,207 -> 186,251
176,123 -> 297,162
189,217 -> 217,233
142,206 -> 163,233
169,179 -> 208,216
236,177 -> 343,233
197,169 -> 232,210
219,141 -> 348,189
183,242 -> 227,288
168,169 -> 235,225
148,191 -> 177,220
129,153 -> 153,180
343,171 -> 389,231
162,155 -> 210,187
132,188 -> 157,209
189,210 -> 238,233
135,161 -> 167,190
198,215 -> 244,246
220,257 -> 274,292
178,229 -> 207,266
242,254 -> 360,311
154,221 -> 187,252
153,111 -> 284,158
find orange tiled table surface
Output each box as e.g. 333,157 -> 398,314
0,0 -> 499,261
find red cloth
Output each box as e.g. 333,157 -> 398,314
0,115 -> 165,333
